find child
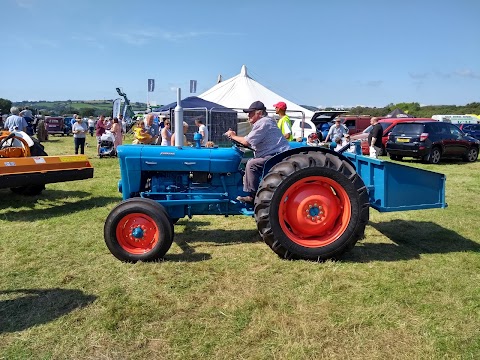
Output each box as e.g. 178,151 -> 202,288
307,133 -> 320,146
133,121 -> 152,144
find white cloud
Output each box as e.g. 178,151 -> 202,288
454,69 -> 480,79
38,39 -> 58,48
71,35 -> 105,50
409,72 -> 429,80
111,28 -> 239,46
433,69 -> 480,80
366,80 -> 383,87
16,0 -> 35,9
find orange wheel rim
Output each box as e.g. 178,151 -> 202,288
277,176 -> 352,247
116,212 -> 160,254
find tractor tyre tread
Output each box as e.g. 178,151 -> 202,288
104,198 -> 174,262
254,151 -> 369,261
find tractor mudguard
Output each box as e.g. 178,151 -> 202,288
263,145 -> 355,177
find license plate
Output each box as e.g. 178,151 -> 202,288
396,138 -> 409,143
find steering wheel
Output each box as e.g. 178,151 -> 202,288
0,133 -> 31,157
230,137 -> 254,151
0,133 -> 16,149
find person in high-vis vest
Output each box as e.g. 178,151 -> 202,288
273,101 -> 293,141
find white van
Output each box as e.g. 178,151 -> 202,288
431,114 -> 478,124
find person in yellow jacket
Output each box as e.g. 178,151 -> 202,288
132,120 -> 152,144
273,101 -> 293,141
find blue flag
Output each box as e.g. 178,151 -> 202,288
148,79 -> 155,92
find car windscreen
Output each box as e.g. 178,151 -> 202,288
363,122 -> 392,134
380,122 -> 392,132
465,124 -> 480,131
391,123 -> 425,135
363,125 -> 372,133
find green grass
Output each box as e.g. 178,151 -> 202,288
1,136 -> 479,359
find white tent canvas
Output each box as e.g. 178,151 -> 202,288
199,65 -> 314,120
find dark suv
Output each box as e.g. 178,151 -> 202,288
386,121 -> 479,164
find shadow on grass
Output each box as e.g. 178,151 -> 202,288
0,190 -> 119,221
343,219 -> 480,262
164,219 -> 260,262
0,288 -> 96,333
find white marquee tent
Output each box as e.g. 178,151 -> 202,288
198,65 -> 314,120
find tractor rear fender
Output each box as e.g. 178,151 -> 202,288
263,146 -> 447,212
263,146 -> 355,178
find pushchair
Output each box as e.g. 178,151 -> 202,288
99,130 -> 117,158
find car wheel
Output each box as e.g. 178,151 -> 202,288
464,147 -> 478,162
428,147 -> 441,164
389,154 -> 403,161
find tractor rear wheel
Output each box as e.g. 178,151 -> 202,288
104,198 -> 174,262
254,151 -> 370,261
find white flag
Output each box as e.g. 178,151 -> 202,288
112,98 -> 122,118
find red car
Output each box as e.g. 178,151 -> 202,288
45,116 -> 66,136
350,118 -> 433,155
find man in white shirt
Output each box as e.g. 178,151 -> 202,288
4,107 -> 28,132
325,118 -> 348,142
195,119 -> 209,145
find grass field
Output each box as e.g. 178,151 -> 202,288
1,136 -> 479,359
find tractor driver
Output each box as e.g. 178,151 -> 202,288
225,101 -> 290,204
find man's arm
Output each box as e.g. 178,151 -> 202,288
325,127 -> 333,142
283,121 -> 292,140
225,129 -> 251,147
370,125 -> 380,147
21,118 -> 28,132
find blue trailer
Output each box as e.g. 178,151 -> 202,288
104,138 -> 446,262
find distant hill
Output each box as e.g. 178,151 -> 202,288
12,100 -> 148,117
300,105 -> 320,112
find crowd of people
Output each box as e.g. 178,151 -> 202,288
131,114 -> 212,148
2,101 -> 360,161
2,100 -> 363,205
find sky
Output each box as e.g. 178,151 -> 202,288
1,0 -> 480,109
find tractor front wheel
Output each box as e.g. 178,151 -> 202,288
104,198 -> 174,262
254,151 -> 370,261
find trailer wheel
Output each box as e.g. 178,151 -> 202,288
104,198 -> 174,262
255,151 -> 369,261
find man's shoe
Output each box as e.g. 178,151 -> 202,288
236,195 -> 254,204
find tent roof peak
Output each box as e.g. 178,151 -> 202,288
240,65 -> 248,77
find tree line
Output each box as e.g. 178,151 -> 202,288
321,102 -> 480,118
0,99 -> 147,117
2,98 -> 479,118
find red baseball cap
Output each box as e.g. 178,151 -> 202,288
273,101 -> 287,110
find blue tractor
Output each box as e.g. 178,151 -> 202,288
104,100 -> 446,262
